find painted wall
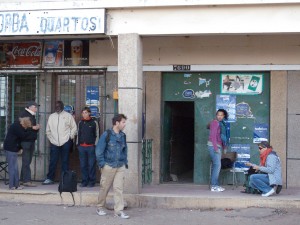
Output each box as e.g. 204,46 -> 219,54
90,35 -> 300,66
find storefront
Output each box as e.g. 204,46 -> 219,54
0,8 -> 116,181
2,1 -> 300,192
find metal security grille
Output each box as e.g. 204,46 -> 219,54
0,74 -> 39,152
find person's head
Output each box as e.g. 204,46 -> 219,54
55,101 -> 64,113
258,141 -> 272,154
26,101 -> 39,113
216,109 -> 228,121
112,114 -> 127,132
19,117 -> 32,129
81,107 -> 91,119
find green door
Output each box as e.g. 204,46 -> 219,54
162,72 -> 270,184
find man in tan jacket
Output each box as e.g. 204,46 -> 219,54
42,101 -> 77,185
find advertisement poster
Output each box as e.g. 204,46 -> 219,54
64,40 -> 89,66
86,86 -> 100,105
0,42 -> 42,67
43,40 -> 64,66
221,74 -> 263,95
230,144 -> 251,171
253,123 -> 269,143
90,105 -> 100,118
216,95 -> 236,122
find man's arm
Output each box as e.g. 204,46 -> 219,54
94,120 -> 100,145
259,154 -> 278,174
95,132 -> 107,168
69,115 -> 77,140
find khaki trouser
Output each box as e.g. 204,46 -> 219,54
97,165 -> 125,213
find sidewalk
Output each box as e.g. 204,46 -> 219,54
0,182 -> 300,209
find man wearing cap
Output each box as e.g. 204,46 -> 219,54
19,101 -> 40,187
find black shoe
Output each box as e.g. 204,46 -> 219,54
276,185 -> 282,194
87,183 -> 95,188
80,183 -> 87,187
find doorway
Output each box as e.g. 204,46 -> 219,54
54,72 -> 107,182
162,101 -> 195,183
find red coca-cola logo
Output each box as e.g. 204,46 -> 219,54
12,45 -> 42,57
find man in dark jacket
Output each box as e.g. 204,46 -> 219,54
77,107 -> 99,187
19,101 -> 40,187
4,117 -> 32,190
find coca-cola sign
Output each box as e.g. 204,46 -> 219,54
0,42 -> 42,67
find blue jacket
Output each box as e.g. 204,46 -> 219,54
95,129 -> 128,168
259,151 -> 283,186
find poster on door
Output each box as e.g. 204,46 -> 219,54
43,40 -> 64,66
221,74 -> 263,95
216,95 -> 236,122
0,42 -> 42,67
230,144 -> 251,171
86,86 -> 100,105
64,40 -> 89,66
253,123 -> 269,143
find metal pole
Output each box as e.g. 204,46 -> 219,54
11,75 -> 15,123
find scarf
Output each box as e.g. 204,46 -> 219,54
219,120 -> 229,147
260,148 -> 273,166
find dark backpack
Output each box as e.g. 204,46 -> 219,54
58,170 -> 77,206
105,129 -> 126,143
221,158 -> 233,169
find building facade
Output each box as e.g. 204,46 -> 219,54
1,0 -> 300,193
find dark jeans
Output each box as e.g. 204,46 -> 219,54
20,141 -> 35,183
78,145 -> 96,185
47,139 -> 72,181
6,150 -> 19,189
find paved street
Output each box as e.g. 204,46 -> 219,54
0,201 -> 300,225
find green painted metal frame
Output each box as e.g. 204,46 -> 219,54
142,139 -> 153,185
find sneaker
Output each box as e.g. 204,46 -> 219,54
211,186 -> 225,192
9,186 -> 23,190
262,188 -> 275,197
96,208 -> 107,216
42,179 -> 54,185
23,182 -> 37,187
276,185 -> 282,194
115,211 -> 130,219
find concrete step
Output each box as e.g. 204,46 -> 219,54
1,183 -> 300,209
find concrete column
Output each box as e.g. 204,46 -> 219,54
35,72 -> 53,180
270,71 -> 287,187
145,72 -> 162,185
118,33 -> 143,194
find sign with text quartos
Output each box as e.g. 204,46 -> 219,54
0,9 -> 105,36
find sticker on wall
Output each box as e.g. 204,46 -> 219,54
199,78 -> 211,87
195,90 -> 212,99
236,102 -> 253,118
253,123 -> 269,143
184,74 -> 192,78
182,89 -> 195,99
64,105 -> 74,114
216,95 -> 236,122
221,73 -> 263,95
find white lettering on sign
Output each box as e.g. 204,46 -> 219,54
0,9 -> 105,36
